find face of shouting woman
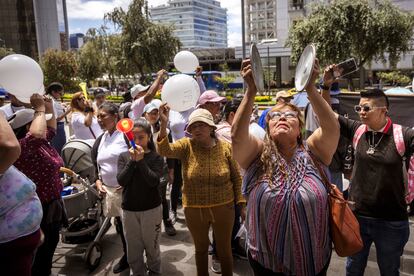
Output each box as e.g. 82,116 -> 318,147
267,106 -> 301,145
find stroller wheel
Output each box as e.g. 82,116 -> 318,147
84,241 -> 102,271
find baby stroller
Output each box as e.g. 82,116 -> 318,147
59,139 -> 111,270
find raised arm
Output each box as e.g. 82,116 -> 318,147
231,60 -> 263,169
44,96 -> 56,130
29,94 -> 47,139
157,103 -> 187,160
195,66 -> 206,94
144,69 -> 167,104
306,60 -> 340,165
0,111 -> 21,173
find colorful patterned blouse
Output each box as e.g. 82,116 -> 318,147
0,166 -> 43,243
243,146 -> 331,275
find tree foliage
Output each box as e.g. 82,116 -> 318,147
377,71 -> 411,86
286,0 -> 414,68
77,30 -> 104,86
105,0 -> 181,82
40,49 -> 78,92
0,47 -> 15,59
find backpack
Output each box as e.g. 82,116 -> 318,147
352,123 -> 414,204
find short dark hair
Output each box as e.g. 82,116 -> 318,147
46,82 -> 63,95
222,98 -> 242,121
360,89 -> 389,108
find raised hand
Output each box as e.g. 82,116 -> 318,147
305,58 -> 321,91
30,94 -> 45,112
129,145 -> 145,161
240,59 -> 256,89
323,64 -> 338,88
159,103 -> 170,125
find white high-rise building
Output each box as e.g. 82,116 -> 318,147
150,0 -> 227,49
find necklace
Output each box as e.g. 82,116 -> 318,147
366,132 -> 385,155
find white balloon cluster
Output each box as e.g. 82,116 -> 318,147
161,51 -> 201,112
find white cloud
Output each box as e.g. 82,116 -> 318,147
66,0 -> 132,20
67,0 -> 242,46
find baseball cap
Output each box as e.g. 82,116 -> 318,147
93,88 -> 106,98
187,108 -> 216,130
143,99 -> 162,114
8,109 -> 53,129
197,90 -> 226,106
130,84 -> 150,99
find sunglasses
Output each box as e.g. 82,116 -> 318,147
78,97 -> 86,101
268,111 -> 298,121
354,105 -> 386,113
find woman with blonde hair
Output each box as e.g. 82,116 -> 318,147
70,92 -> 102,140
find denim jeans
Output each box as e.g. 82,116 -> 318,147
346,216 -> 410,276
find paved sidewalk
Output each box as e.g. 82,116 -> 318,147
52,208 -> 414,276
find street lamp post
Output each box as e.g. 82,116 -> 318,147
241,0 -> 246,59
267,45 -> 270,94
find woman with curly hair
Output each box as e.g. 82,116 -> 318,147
231,60 -> 339,276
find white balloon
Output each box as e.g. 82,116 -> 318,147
161,74 -> 200,112
15,84 -> 45,104
174,51 -> 199,73
0,54 -> 44,98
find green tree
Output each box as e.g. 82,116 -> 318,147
77,32 -> 104,86
216,74 -> 236,91
40,49 -> 78,92
105,0 -> 181,82
286,0 -> 414,89
377,71 -> 411,86
0,47 -> 14,59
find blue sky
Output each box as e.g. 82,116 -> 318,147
67,0 -> 242,46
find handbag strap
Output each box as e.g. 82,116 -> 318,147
88,126 -> 97,139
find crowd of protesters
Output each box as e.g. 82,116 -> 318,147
0,59 -> 413,276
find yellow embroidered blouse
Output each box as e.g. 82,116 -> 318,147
157,136 -> 244,208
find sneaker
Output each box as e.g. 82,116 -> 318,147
113,255 -> 129,274
232,243 -> 247,260
164,219 -> 176,236
211,256 -> 222,274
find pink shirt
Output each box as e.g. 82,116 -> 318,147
14,127 -> 64,204
130,96 -> 146,119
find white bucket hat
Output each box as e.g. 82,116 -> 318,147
8,109 -> 53,129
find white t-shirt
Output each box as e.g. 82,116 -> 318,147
130,96 -> 146,120
0,104 -> 25,119
71,111 -> 103,140
169,108 -> 193,142
52,99 -> 65,122
97,131 -> 129,187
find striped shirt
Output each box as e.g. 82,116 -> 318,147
242,146 -> 331,275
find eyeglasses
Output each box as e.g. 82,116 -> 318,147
78,97 -> 86,101
268,111 -> 298,121
354,105 -> 386,113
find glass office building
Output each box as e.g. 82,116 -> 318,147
0,0 -> 69,59
150,0 -> 227,49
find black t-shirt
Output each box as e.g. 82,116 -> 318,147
117,150 -> 163,212
339,115 -> 414,220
